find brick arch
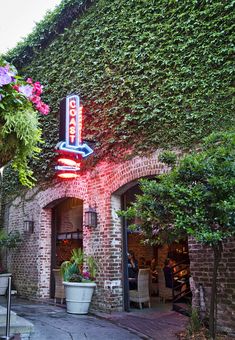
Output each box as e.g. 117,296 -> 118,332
104,153 -> 169,311
108,152 -> 169,195
36,181 -> 88,209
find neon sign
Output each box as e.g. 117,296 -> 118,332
56,95 -> 93,157
55,94 -> 93,179
57,172 -> 79,179
57,157 -> 78,167
66,95 -> 81,147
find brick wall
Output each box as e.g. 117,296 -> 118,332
128,234 -> 152,260
4,151 -> 167,310
188,237 -> 235,334
3,150 -> 235,334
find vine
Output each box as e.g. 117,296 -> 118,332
3,0 -> 235,184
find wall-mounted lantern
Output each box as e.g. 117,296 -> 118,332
84,207 -> 97,228
24,220 -> 34,234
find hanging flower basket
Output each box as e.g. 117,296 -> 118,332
0,58 -> 49,186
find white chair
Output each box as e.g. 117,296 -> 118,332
53,269 -> 65,304
129,269 -> 151,309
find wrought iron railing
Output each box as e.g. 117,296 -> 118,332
171,260 -> 191,315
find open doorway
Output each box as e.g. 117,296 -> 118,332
50,197 -> 83,298
122,183 -> 191,313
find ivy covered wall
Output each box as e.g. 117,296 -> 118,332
5,0 -> 235,183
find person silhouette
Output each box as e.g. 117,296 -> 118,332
127,251 -> 138,290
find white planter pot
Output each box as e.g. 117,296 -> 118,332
0,273 -> 11,295
63,281 -> 96,314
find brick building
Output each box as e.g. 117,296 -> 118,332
4,151 -> 235,334
1,0 -> 234,335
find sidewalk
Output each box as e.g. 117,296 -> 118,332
0,296 -> 188,340
95,303 -> 189,340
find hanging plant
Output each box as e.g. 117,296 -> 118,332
0,58 -> 49,187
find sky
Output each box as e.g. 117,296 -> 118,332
0,0 -> 62,54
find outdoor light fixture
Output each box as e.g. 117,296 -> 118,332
84,207 -> 97,228
24,220 -> 34,233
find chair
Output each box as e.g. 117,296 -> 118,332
158,270 -> 172,303
53,269 -> 65,304
149,278 -> 158,296
129,269 -> 151,309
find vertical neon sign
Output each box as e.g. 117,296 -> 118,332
55,94 -> 93,179
56,94 -> 93,157
66,95 -> 80,148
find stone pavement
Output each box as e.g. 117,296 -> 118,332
0,297 -> 188,339
95,309 -> 188,340
0,304 -> 33,339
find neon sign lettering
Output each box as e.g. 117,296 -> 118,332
66,95 -> 79,147
56,95 -> 93,157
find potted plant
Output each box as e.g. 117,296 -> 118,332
0,229 -> 22,295
60,248 -> 97,314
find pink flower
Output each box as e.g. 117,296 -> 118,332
35,100 -> 49,115
33,82 -> 43,96
40,103 -> 50,115
12,84 -> 19,91
82,271 -> 90,279
35,100 -> 43,110
30,95 -> 41,104
29,89 -> 50,115
0,62 -> 50,116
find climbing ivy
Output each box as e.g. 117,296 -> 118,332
4,0 -> 235,184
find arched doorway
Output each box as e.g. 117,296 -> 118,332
121,182 -> 191,313
50,197 -> 83,298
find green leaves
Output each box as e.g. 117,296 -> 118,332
0,102 -> 42,187
0,56 -> 50,187
2,0 -> 234,185
159,151 -> 177,167
0,230 -> 22,249
60,248 -> 97,282
121,131 -> 235,247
